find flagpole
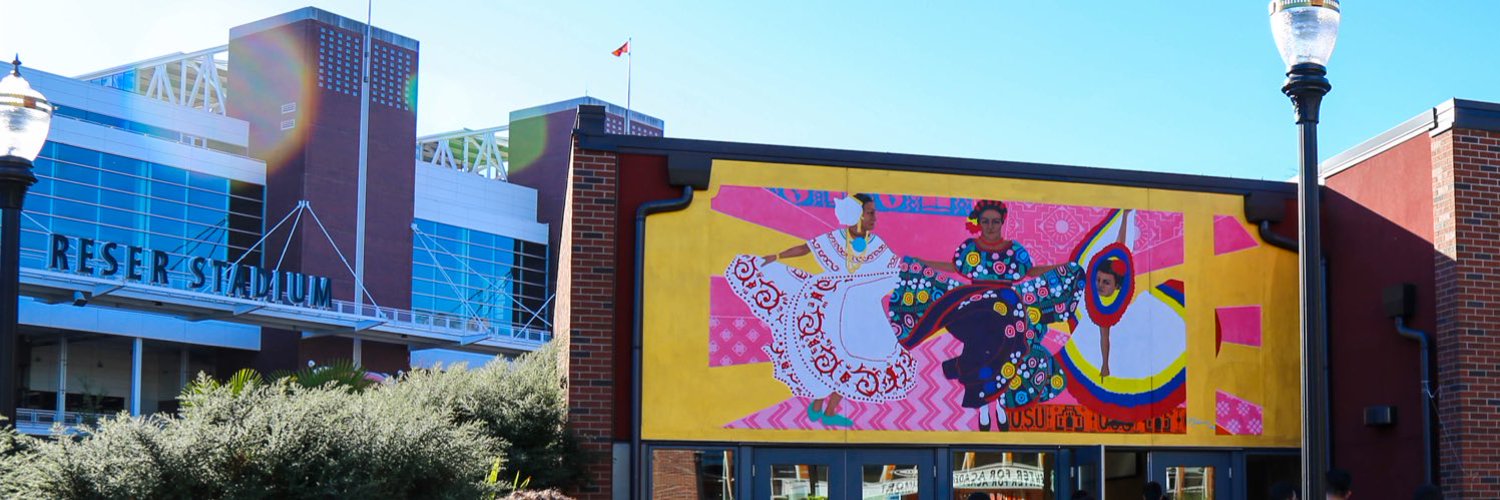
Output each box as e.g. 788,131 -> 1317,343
625,37 -> 633,135
352,0 -> 373,366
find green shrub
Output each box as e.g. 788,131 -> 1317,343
1,379 -> 503,499
0,343 -> 589,498
389,342 -> 592,490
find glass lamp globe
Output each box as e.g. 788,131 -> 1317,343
0,58 -> 54,162
1269,0 -> 1341,68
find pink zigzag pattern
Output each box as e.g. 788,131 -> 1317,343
725,335 -> 978,431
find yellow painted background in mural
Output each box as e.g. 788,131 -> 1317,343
641,159 -> 1300,448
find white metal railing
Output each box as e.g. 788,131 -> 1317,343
330,299 -> 551,343
14,407 -> 108,434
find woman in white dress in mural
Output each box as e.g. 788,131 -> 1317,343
723,194 -> 916,427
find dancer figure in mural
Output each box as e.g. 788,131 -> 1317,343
888,200 -> 1087,431
1056,207 -> 1189,424
1087,210 -> 1134,378
723,194 -> 916,427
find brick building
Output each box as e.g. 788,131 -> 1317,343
553,99 -> 1500,499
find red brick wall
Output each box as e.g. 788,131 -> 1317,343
650,450 -> 702,498
557,139 -> 620,499
1431,127 -> 1500,498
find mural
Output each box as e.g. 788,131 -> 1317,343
714,188 -> 1186,433
643,160 -> 1300,447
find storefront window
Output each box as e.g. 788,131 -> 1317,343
861,463 -> 920,499
651,448 -> 736,499
769,463 -> 828,500
952,451 -> 1055,500
1163,466 -> 1215,500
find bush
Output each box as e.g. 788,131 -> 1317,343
1,379 -> 503,499
0,342 -> 589,498
391,342 -> 592,490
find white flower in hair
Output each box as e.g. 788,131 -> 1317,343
835,195 -> 864,227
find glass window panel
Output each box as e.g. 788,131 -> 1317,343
411,294 -> 433,312
31,158 -> 55,177
150,181 -> 187,202
149,163 -> 188,185
53,218 -> 96,240
54,162 -> 100,184
468,245 -> 494,263
99,207 -> 141,231
150,199 -> 187,220
1163,466 -> 1214,500
412,279 -> 434,295
55,143 -> 100,166
187,189 -> 227,210
434,222 -> 463,241
53,199 -> 99,223
99,189 -> 146,211
101,153 -> 147,175
100,171 -> 143,192
96,225 -> 137,247
186,171 -> 229,192
186,206 -> 225,227
22,195 -> 50,213
30,176 -> 52,197
54,181 -> 99,204
150,234 -> 180,252
469,231 -> 496,248
952,451 -> 1054,500
862,463 -> 920,500
770,464 -> 830,500
150,217 -> 186,238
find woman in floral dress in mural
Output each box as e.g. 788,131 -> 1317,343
723,194 -> 916,427
888,200 -> 1087,431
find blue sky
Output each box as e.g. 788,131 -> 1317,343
7,1 -> 1499,181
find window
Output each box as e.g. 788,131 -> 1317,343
651,449 -> 736,500
22,142 -> 264,278
952,451 -> 1055,500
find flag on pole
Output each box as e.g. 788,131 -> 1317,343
612,41 -> 630,57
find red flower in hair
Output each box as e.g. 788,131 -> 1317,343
966,200 -> 1009,234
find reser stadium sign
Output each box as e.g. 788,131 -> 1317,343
46,233 -> 334,309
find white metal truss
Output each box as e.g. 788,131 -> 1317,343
76,46 -> 230,115
415,125 -> 510,181
409,223 -> 552,330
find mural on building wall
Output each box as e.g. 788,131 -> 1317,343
641,160 -> 1297,446
709,187 -> 1189,433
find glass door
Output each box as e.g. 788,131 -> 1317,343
754,449 -> 844,500
1149,452 -> 1233,500
751,449 -> 936,500
848,449 -> 934,500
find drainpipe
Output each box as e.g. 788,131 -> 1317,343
632,186 -> 694,499
1258,220 -> 1298,251
1386,283 -> 1435,486
1394,318 -> 1435,485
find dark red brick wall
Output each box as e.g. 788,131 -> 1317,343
1431,128 -> 1500,498
230,18 -> 415,370
557,141 -> 621,499
1323,133 -> 1435,496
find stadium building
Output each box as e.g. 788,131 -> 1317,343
10,7 -> 660,436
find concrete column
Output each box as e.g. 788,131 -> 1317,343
55,337 -> 67,424
353,336 -> 363,367
130,337 -> 142,416
179,347 -> 189,389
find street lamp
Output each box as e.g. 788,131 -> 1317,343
0,56 -> 53,424
1269,1 -> 1339,498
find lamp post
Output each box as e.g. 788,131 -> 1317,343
0,56 -> 53,423
1269,1 -> 1339,498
